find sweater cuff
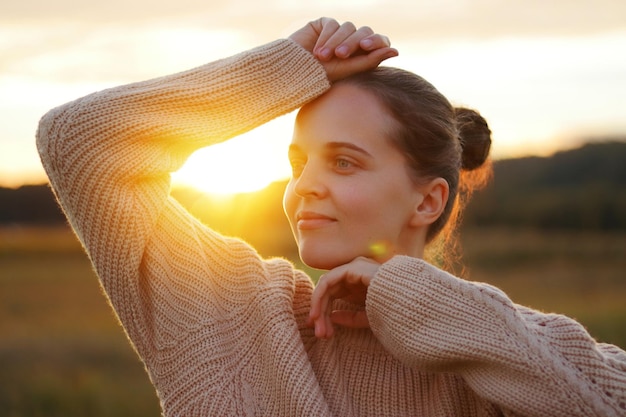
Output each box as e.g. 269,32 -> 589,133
259,38 -> 331,109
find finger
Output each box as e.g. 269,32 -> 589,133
352,47 -> 399,67
325,47 -> 398,82
309,257 -> 380,337
314,316 -> 326,338
309,267 -> 346,319
315,21 -> 357,61
309,275 -> 328,321
315,288 -> 332,338
360,33 -> 391,52
312,293 -> 332,338
331,310 -> 370,329
324,298 -> 335,338
311,18 -> 341,58
310,271 -> 346,338
318,277 -> 343,338
309,258 -> 373,320
333,26 -> 375,58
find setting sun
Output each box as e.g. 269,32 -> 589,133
171,114 -> 296,195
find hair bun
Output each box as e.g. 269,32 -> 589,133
455,107 -> 492,170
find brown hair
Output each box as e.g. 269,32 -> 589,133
339,67 -> 492,270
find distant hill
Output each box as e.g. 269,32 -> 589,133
2,141 -> 625,241
0,184 -> 66,225
464,141 -> 626,230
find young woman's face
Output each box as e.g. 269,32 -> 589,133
283,83 -> 426,270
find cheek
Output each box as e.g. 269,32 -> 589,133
338,184 -> 379,219
347,180 -> 413,231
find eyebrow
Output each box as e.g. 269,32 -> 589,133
326,141 -> 373,158
288,141 -> 374,159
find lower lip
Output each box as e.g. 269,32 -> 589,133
297,218 -> 336,230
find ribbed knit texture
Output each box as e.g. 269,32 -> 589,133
37,39 -> 626,416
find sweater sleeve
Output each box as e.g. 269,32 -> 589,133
366,255 -> 626,417
36,38 -> 329,374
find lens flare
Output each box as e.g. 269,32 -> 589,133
368,241 -> 390,259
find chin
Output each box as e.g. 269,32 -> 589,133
298,247 -> 357,271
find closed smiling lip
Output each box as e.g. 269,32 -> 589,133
296,211 -> 336,230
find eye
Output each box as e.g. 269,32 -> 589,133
334,157 -> 356,172
336,158 -> 351,168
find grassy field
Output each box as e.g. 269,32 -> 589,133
1,226 -> 625,416
460,227 -> 626,348
0,227 -> 160,417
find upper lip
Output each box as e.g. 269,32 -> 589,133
296,211 -> 335,221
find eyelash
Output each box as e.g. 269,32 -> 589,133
288,155 -> 358,177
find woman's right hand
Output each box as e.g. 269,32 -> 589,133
308,257 -> 381,339
289,17 -> 398,82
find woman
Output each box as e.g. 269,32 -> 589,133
37,17 -> 625,417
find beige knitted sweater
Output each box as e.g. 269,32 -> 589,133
37,39 -> 626,417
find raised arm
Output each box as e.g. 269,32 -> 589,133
37,14 -> 397,376
366,256 -> 626,416
36,39 -> 329,331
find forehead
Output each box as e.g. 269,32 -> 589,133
293,83 -> 398,150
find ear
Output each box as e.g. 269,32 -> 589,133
409,178 -> 449,227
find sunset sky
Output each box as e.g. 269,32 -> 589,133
1,0 -> 625,193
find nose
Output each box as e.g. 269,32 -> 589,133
293,161 -> 327,198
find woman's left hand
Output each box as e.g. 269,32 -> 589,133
289,17 -> 398,82
308,257 -> 381,339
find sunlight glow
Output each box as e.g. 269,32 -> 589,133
393,31 -> 626,157
2,19 -> 625,189
171,115 -> 296,195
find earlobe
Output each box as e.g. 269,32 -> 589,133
410,178 -> 449,227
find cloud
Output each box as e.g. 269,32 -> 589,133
1,0 -> 226,23
3,0 -> 624,84
2,0 -> 625,39
1,0 -> 625,184
0,22 -> 250,84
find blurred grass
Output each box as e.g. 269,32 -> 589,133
1,225 -> 624,416
460,227 -> 626,347
0,226 -> 160,417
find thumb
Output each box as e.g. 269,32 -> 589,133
330,310 -> 370,329
328,47 -> 398,82
367,46 -> 399,65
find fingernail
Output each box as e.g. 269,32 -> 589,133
336,45 -> 349,57
361,39 -> 373,49
319,48 -> 331,59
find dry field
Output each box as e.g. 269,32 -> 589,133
1,226 -> 624,416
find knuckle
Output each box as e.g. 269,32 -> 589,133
342,21 -> 357,31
